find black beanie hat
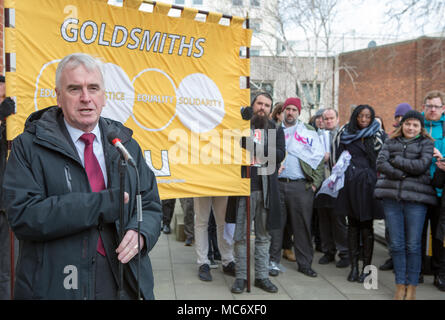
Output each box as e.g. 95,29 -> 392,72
400,110 -> 425,128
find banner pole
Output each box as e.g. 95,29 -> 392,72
245,12 -> 251,293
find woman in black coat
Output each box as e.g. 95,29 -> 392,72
333,105 -> 385,283
375,110 -> 436,300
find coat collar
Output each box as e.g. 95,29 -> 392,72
24,106 -> 133,165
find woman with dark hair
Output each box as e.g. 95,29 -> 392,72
332,104 -> 386,283
270,102 -> 284,126
375,110 -> 436,300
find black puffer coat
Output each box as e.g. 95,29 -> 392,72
374,136 -> 437,206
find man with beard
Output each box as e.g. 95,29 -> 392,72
229,92 -> 285,294
277,97 -> 324,277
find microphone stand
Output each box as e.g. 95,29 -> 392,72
118,158 -> 127,300
133,165 -> 143,301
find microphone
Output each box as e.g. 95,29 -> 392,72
107,131 -> 136,166
240,106 -> 253,120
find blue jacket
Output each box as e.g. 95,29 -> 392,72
423,113 -> 445,197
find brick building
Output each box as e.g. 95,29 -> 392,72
338,36 -> 445,131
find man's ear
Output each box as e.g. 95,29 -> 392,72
55,88 -> 61,107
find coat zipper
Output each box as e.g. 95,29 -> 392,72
397,142 -> 408,200
64,165 -> 72,192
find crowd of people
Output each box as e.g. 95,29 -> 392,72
161,91 -> 445,300
0,52 -> 444,300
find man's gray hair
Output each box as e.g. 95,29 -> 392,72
55,53 -> 105,89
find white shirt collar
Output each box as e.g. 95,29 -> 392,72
63,119 -> 101,144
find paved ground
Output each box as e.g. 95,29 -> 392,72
150,216 -> 445,300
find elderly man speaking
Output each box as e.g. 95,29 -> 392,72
2,53 -> 162,300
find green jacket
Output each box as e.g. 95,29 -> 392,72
298,123 -> 325,190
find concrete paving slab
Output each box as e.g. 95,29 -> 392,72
149,218 -> 445,300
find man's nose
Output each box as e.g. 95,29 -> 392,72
80,88 -> 91,102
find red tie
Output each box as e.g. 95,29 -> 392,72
79,133 -> 106,256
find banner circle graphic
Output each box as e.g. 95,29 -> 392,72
101,63 -> 135,124
132,68 -> 177,132
176,73 -> 225,133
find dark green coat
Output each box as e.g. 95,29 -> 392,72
2,106 -> 162,300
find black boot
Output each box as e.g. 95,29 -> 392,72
358,224 -> 374,283
347,223 -> 360,282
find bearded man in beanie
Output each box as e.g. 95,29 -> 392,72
275,97 -> 324,278
229,92 -> 285,294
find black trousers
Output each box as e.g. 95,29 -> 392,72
94,253 -> 137,300
422,203 -> 445,276
207,210 -> 220,259
95,253 -> 119,300
278,180 -> 314,268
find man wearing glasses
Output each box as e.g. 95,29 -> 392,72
422,90 -> 445,292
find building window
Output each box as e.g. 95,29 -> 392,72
250,19 -> 261,33
175,0 -> 185,4
251,81 -> 274,102
232,0 -> 243,6
250,48 -> 260,56
250,0 -> 260,6
296,82 -> 321,108
192,0 -> 203,5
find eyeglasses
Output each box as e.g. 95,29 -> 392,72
425,105 -> 443,110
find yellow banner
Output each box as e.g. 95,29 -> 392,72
6,0 -> 252,199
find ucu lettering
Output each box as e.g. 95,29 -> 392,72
294,132 -> 313,147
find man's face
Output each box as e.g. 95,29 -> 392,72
284,105 -> 299,126
0,83 -> 6,104
323,110 -> 338,130
56,64 -> 105,132
252,95 -> 272,118
423,97 -> 444,121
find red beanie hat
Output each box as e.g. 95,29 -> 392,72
282,97 -> 302,113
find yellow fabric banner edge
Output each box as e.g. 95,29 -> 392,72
153,2 -> 171,15
123,0 -> 143,9
239,58 -> 250,77
231,16 -> 245,28
5,27 -> 16,53
4,0 -> 15,8
181,7 -> 198,20
207,12 -> 223,24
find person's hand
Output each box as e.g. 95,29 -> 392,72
116,229 -> 145,264
278,164 -> 285,175
124,192 -> 129,204
0,97 -> 15,119
324,152 -> 330,163
312,185 -> 317,192
436,159 -> 445,172
434,148 -> 443,159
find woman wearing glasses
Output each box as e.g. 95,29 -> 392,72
332,105 -> 386,284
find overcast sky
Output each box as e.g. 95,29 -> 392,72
334,0 -> 443,39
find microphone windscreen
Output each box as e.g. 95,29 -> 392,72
241,106 -> 253,120
107,131 -> 119,144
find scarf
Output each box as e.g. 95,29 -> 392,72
340,120 -> 380,145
